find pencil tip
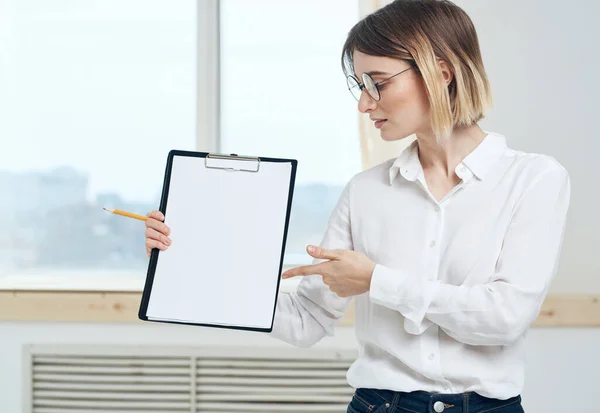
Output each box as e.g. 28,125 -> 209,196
103,207 -> 113,213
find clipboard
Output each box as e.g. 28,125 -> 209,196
139,150 -> 297,333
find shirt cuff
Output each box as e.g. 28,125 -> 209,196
369,264 -> 405,309
369,264 -> 437,330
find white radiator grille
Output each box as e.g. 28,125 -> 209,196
25,345 -> 357,413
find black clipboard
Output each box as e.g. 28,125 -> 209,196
138,150 -> 297,333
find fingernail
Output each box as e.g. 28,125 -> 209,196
307,246 -> 316,254
166,238 -> 171,245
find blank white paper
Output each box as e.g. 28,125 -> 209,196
145,155 -> 293,330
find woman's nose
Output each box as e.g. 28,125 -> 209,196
357,89 -> 376,113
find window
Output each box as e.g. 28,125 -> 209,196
0,0 -> 196,277
0,0 -> 361,279
220,0 -> 361,265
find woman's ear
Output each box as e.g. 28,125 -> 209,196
437,59 -> 454,87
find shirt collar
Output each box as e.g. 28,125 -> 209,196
388,131 -> 507,185
389,139 -> 421,184
461,131 -> 507,180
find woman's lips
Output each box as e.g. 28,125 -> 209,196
374,120 -> 387,129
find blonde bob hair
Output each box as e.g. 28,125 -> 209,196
341,0 -> 493,141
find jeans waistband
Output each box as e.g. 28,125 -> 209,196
352,388 -> 522,413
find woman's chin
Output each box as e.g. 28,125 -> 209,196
380,129 -> 410,142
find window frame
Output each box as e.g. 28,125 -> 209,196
196,0 -> 220,154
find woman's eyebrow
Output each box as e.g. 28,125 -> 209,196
366,70 -> 390,76
353,71 -> 390,77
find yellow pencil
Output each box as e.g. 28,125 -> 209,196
103,207 -> 148,221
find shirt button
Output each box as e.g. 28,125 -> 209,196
459,166 -> 466,173
434,401 -> 445,412
428,353 -> 435,360
429,240 -> 436,247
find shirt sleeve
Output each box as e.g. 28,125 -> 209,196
369,164 -> 571,346
270,181 -> 355,348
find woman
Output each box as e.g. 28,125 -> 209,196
144,1 -> 570,412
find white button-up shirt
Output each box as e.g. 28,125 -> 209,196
271,132 -> 571,399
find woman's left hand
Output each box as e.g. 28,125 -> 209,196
281,245 -> 376,298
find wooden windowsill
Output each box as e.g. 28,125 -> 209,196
0,290 -> 598,326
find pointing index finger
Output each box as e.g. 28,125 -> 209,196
282,263 -> 327,279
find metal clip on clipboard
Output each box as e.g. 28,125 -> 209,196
204,153 -> 261,173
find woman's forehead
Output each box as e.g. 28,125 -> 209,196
352,51 -> 408,75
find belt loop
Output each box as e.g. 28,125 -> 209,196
391,390 -> 401,411
463,393 -> 469,413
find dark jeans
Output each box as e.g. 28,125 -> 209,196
347,388 -> 524,413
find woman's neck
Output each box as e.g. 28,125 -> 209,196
415,123 -> 488,177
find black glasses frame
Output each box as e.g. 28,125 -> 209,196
347,66 -> 413,102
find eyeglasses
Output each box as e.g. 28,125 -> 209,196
346,66 -> 413,102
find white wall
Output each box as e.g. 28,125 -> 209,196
454,0 -> 600,294
1,322 -> 599,412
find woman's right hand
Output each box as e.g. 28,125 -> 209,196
145,210 -> 172,258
